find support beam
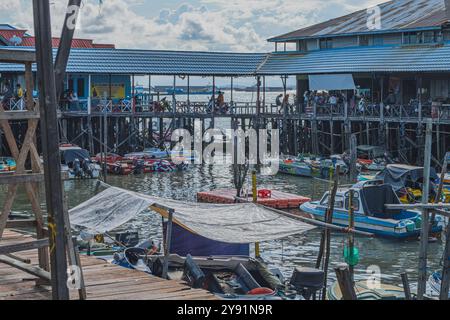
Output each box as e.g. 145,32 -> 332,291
0,255 -> 51,281
54,0 -> 82,100
33,0 -> 70,300
417,119 -> 432,300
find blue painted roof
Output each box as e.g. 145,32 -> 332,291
0,47 -> 267,76
257,44 -> 450,75
2,44 -> 450,76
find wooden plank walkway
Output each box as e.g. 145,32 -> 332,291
0,229 -> 218,300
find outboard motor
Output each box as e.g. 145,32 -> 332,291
290,267 -> 325,300
73,158 -> 84,179
133,159 -> 144,174
82,158 -> 93,178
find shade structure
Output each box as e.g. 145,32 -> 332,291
69,186 -> 315,244
308,74 -> 356,91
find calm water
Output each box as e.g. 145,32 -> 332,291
1,91 -> 444,288
2,164 -> 444,288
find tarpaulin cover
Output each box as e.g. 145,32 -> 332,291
61,148 -> 91,164
164,222 -> 250,256
376,164 -> 438,191
309,74 -> 356,91
69,186 -> 315,244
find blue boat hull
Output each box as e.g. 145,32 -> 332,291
279,162 -> 313,177
300,202 -> 442,239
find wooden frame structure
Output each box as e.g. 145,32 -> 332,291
0,49 -> 50,276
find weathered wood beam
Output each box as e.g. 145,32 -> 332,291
6,219 -> 37,229
0,111 -> 40,120
335,264 -> 357,300
0,254 -> 50,281
0,239 -> 49,255
0,173 -> 44,185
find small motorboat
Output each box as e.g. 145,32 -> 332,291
300,180 -> 444,239
278,157 -> 315,177
0,157 -> 16,172
328,280 -> 405,300
59,144 -> 101,179
149,254 -> 300,300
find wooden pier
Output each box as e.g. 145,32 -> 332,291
0,229 -> 218,300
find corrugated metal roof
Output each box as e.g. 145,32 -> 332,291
0,47 -> 267,76
269,0 -> 448,42
257,43 -> 450,75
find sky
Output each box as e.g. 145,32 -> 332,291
1,0 -> 382,52
0,0 -> 382,86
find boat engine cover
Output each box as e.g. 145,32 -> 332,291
290,267 -> 325,291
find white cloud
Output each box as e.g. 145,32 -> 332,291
1,0 -> 379,52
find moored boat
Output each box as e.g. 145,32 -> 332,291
0,157 -> 16,172
328,280 -> 405,300
300,180 -> 444,239
59,144 -> 101,179
427,271 -> 450,299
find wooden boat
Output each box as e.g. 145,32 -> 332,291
300,180 -> 444,239
328,280 -> 405,300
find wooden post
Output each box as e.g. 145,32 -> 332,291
440,220 -> 450,300
33,0 -> 70,300
162,209 -> 174,279
87,74 -> 91,115
401,273 -> 412,300
252,170 -> 260,258
335,264 -> 357,300
316,166 -> 340,299
349,134 -> 357,181
417,119 -> 433,300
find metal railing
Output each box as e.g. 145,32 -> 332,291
57,99 -> 450,122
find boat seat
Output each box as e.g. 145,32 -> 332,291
234,263 -> 261,292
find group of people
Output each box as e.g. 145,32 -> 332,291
303,90 -> 348,107
1,82 -> 24,110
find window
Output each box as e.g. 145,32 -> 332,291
345,193 -> 360,211
404,32 -> 426,44
423,31 -> 436,44
319,38 -> 333,50
77,78 -> 85,98
320,194 -> 329,206
359,35 -> 369,46
68,79 -> 74,92
334,195 -> 344,209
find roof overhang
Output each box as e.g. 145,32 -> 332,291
0,47 -> 35,63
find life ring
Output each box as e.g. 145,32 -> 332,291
247,287 -> 274,295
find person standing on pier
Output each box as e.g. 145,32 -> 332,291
1,81 -> 13,110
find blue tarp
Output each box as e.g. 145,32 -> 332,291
164,222 -> 249,257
